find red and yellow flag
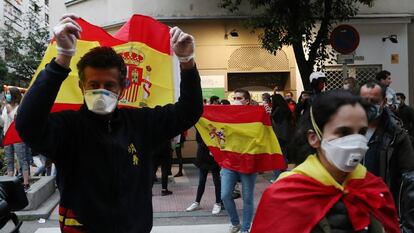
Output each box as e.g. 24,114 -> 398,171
195,105 -> 285,174
251,155 -> 400,233
4,14 -> 179,145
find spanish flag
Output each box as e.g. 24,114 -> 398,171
195,105 -> 285,174
4,15 -> 179,145
251,155 -> 400,233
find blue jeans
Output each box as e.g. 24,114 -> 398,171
221,168 -> 257,232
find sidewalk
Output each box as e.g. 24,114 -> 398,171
33,224 -> 233,233
152,164 -> 273,216
3,164 -> 275,233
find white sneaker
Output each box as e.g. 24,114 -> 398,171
186,202 -> 201,212
212,203 -> 222,215
229,224 -> 241,233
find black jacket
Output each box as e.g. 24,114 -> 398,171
15,59 -> 203,233
396,104 -> 414,138
194,131 -> 220,171
364,108 -> 414,230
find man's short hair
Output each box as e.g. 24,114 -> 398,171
234,88 -> 251,100
361,80 -> 387,98
396,92 -> 406,100
77,47 -> 127,87
375,70 -> 391,81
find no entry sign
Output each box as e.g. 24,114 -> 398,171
330,25 -> 360,54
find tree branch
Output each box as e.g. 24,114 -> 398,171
308,0 -> 332,63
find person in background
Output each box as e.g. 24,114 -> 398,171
343,76 -> 359,94
270,94 -> 293,181
152,140 -> 174,196
223,88 -> 257,233
309,71 -> 326,96
396,92 -> 414,139
220,99 -> 230,105
294,91 -> 312,123
283,91 -> 296,113
186,98 -> 222,215
262,93 -> 272,114
210,95 -> 220,105
172,131 -> 186,177
375,70 -> 397,112
0,87 -> 30,191
360,81 -> 414,230
251,90 -> 400,233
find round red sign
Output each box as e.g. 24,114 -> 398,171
330,25 -> 360,54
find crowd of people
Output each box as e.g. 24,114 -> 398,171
0,86 -> 54,192
0,13 -> 412,233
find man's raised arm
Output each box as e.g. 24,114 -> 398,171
15,14 -> 81,152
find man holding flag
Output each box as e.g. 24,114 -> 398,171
15,14 -> 202,233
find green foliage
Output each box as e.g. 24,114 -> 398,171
219,0 -> 374,90
0,11 -> 50,88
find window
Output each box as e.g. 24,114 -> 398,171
45,14 -> 49,24
325,65 -> 383,90
45,0 -> 49,6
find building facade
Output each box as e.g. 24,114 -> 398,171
49,0 -> 414,157
0,0 -> 49,31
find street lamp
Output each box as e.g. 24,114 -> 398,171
382,35 -> 398,43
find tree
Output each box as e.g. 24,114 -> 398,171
219,0 -> 374,90
0,10 -> 50,87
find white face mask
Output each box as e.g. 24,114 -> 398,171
321,134 -> 369,172
84,89 -> 119,115
233,100 -> 243,105
343,84 -> 350,90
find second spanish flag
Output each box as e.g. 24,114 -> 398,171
196,105 -> 285,174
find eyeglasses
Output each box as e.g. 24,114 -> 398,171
233,97 -> 244,100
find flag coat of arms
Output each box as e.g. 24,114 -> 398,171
3,14 -> 180,145
196,105 -> 286,174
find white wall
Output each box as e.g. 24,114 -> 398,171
349,22 -> 409,97
358,0 -> 414,15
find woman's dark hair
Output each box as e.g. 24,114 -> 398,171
289,90 -> 368,164
9,87 -> 22,105
77,47 -> 127,88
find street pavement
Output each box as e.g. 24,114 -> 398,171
2,164 -> 274,233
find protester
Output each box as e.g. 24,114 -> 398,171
343,76 -> 359,94
186,130 -> 222,215
359,81 -> 414,230
270,94 -> 292,181
186,95 -> 222,214
220,99 -> 230,105
15,14 -> 202,233
251,90 -> 400,233
309,71 -> 326,95
283,91 -> 296,113
294,91 -> 312,122
152,140 -> 174,196
0,87 -> 30,191
396,92 -> 414,138
222,88 -> 257,233
172,131 -> 186,177
375,70 -> 397,111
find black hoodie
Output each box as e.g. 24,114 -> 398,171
16,59 -> 203,233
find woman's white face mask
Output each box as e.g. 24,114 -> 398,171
321,134 -> 369,172
84,89 -> 119,115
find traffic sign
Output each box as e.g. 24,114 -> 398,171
330,25 -> 360,54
